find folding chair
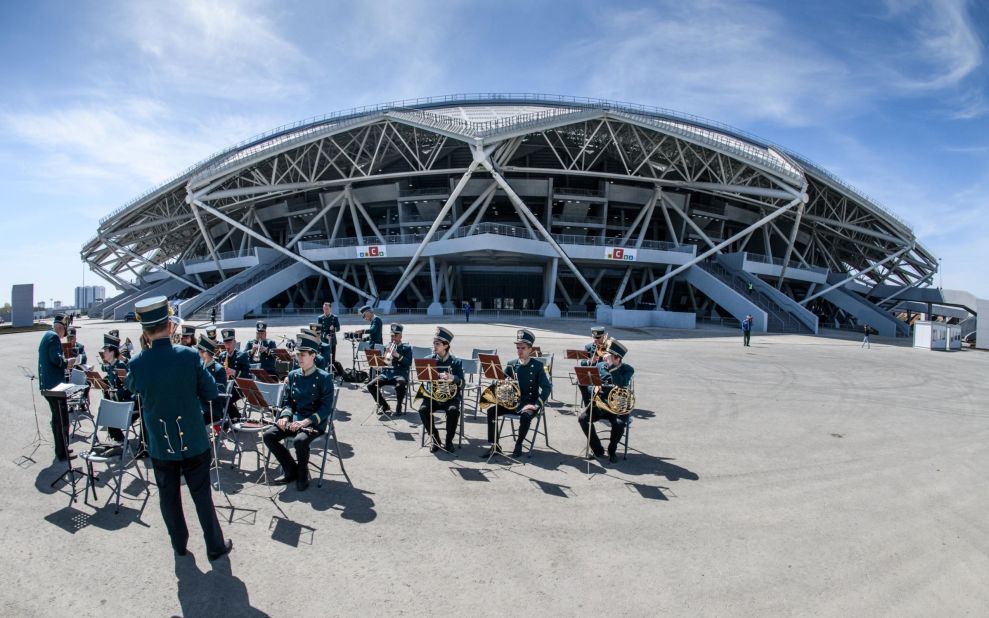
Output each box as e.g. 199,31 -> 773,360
80,400 -> 148,513
470,348 -> 497,359
230,378 -> 277,472
414,360 -> 465,449
459,358 -> 482,418
68,368 -> 95,436
593,414 -> 631,460
496,403 -> 549,458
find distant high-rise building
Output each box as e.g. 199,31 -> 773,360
38,301 -> 46,309
53,300 -> 62,309
75,285 -> 106,310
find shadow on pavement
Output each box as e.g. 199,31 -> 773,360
175,553 -> 268,617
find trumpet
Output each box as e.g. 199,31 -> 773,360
252,340 -> 262,363
383,341 -> 397,364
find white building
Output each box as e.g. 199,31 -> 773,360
75,285 -> 106,310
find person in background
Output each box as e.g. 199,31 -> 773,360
38,314 -> 74,461
742,315 -> 753,347
862,324 -> 871,349
463,300 -> 472,323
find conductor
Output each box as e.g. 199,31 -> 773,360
125,296 -> 233,561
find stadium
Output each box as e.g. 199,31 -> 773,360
81,93 -> 968,337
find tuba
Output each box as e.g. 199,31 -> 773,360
594,386 -> 636,416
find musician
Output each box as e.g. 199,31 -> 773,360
317,302 -> 341,364
217,329 -> 251,380
244,321 -> 277,375
205,327 -> 217,341
66,328 -> 88,365
480,329 -> 551,458
287,328 -> 329,374
578,338 -> 634,463
354,305 -> 383,348
38,314 -> 74,461
124,296 -> 232,560
217,329 -> 250,420
415,326 -> 464,453
263,331 -> 334,491
100,334 -> 133,442
578,326 -> 609,406
179,324 -> 196,348
366,323 -> 412,416
122,336 -> 134,360
197,336 -> 228,425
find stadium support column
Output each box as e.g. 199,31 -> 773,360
100,237 -> 205,293
541,258 -> 561,317
427,256 -> 443,316
477,154 -> 605,307
385,153 -> 484,309
617,196 -> 805,305
799,245 -> 911,305
189,198 -> 372,301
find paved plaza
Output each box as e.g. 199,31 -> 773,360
2,317 -> 987,617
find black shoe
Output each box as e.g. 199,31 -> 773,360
296,476 -> 310,491
445,441 -> 456,452
392,409 -> 404,416
429,443 -> 440,453
512,445 -> 524,457
273,473 -> 298,485
175,547 -> 188,557
608,453 -> 618,463
378,404 -> 390,414
207,539 -> 233,561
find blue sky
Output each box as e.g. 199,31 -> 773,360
1,0 -> 987,304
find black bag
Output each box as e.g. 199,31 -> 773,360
341,368 -> 369,383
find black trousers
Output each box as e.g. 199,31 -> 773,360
366,376 -> 407,412
743,331 -> 751,346
485,404 -> 534,447
579,385 -> 593,406
150,449 -> 226,555
263,424 -> 323,477
578,406 -> 627,456
418,400 -> 460,445
44,394 -> 70,460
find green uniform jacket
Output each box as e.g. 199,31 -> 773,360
317,314 -> 341,344
366,316 -> 383,346
381,342 -> 412,380
596,361 -> 635,389
126,338 -> 219,460
422,353 -> 464,406
280,367 -> 335,431
217,348 -> 252,379
38,330 -> 67,390
105,358 -> 132,401
244,337 -> 277,373
505,357 -> 552,408
202,359 -> 228,417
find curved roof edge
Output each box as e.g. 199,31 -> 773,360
94,92 -> 917,240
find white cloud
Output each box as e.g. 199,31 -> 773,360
572,1 -> 859,126
883,0 -> 983,91
118,0 -> 313,99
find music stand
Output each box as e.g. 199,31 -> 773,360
407,359 -> 445,455
363,350 -> 391,421
18,366 -> 48,455
565,349 -> 590,360
574,367 -> 603,474
42,383 -> 85,499
274,349 -> 293,379
476,354 -> 518,464
250,368 -> 278,384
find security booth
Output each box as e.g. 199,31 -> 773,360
913,321 -> 961,351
